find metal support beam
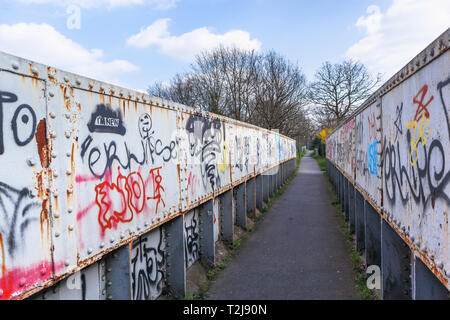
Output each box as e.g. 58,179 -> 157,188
234,182 -> 247,229
165,215 -> 186,299
246,177 -> 256,218
346,183 -> 353,222
414,257 -> 450,300
219,190 -> 234,245
256,174 -> 263,211
104,244 -> 132,300
263,173 -> 269,203
355,191 -> 365,250
364,204 -> 381,268
381,220 -> 412,300
199,199 -> 215,267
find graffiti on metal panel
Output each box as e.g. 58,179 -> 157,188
131,228 -> 165,300
393,103 -> 403,141
0,182 -> 40,256
139,113 -> 178,164
81,112 -> 177,179
87,104 -> 126,135
383,78 -> 450,210
184,210 -> 199,268
94,166 -> 165,233
0,91 -> 39,155
185,115 -> 225,191
367,140 -> 378,176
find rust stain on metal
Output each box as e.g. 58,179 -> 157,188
35,119 -> 51,168
0,233 -> 6,277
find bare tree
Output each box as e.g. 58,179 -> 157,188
308,59 -> 381,127
147,46 -> 313,141
253,51 -> 308,137
148,73 -> 199,108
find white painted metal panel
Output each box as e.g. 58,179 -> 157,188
382,51 -> 450,278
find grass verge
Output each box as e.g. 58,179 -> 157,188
190,151 -> 306,300
312,152 -> 378,300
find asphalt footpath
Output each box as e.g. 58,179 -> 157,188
206,152 -> 359,299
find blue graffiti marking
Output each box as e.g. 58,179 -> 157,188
368,140 -> 378,176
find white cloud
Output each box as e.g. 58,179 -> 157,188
346,0 -> 450,80
0,23 -> 139,85
18,0 -> 179,9
126,18 -> 262,61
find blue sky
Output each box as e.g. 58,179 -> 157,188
0,0 -> 448,91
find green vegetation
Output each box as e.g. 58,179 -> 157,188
312,153 -> 378,300
189,151 -> 306,300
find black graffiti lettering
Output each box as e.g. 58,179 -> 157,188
81,137 -> 145,179
11,104 -> 36,147
87,104 -> 126,135
383,77 -> 450,210
186,115 -> 224,191
184,211 -> 199,268
0,181 -> 40,256
131,229 -> 165,300
0,91 -> 19,155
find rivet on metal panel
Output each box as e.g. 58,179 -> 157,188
55,232 -> 60,238
436,261 -> 443,269
414,240 -> 420,247
66,169 -> 72,176
76,79 -> 81,86
65,131 -> 71,138
64,76 -> 69,82
51,151 -> 57,159
445,270 -> 450,278
107,294 -> 112,300
64,260 -> 70,267
107,281 -> 112,286
31,67 -> 38,75
87,248 -> 93,254
66,151 -> 71,157
68,207 -> 73,214
27,158 -> 36,166
11,62 -> 19,70
19,278 -> 26,287
420,246 -> 427,253
100,242 -> 105,248
54,213 -> 60,218
40,268 -> 47,276
53,170 -> 59,178
49,91 -> 54,98
49,112 -> 56,119
110,237 -> 114,243
68,224 -> 74,231
89,83 -> 94,89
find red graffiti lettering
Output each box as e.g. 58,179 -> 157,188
94,167 -> 165,233
413,84 -> 433,121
